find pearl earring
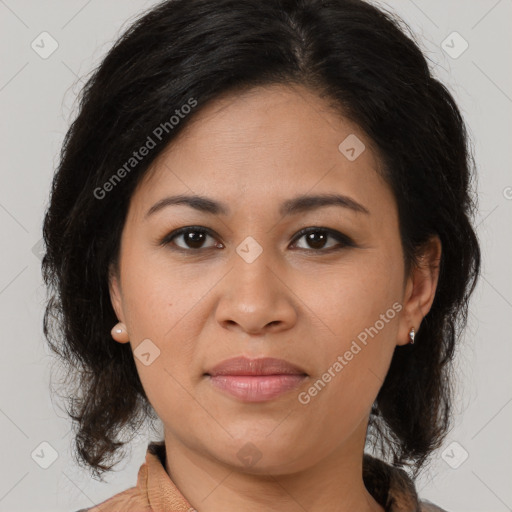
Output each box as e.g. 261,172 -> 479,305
409,327 -> 415,344
111,322 -> 129,342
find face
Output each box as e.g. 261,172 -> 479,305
109,83 -> 440,475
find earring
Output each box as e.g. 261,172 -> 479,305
409,327 -> 415,344
111,322 -> 129,343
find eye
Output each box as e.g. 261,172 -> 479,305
290,227 -> 354,252
160,226 -> 222,251
160,226 -> 354,253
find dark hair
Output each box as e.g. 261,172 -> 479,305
42,0 -> 481,480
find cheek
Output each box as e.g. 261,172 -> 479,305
118,261 -> 200,392
299,319 -> 398,444
298,253 -> 402,342
296,253 -> 402,403
120,244 -> 200,338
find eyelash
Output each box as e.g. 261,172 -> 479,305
159,225 -> 355,254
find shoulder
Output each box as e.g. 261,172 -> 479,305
420,499 -> 449,511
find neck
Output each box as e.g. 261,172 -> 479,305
163,421 -> 384,512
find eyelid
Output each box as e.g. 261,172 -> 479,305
158,226 -> 220,249
159,225 -> 355,252
290,226 -> 355,249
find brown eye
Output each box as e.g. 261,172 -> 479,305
291,227 -> 353,252
160,226 -> 353,254
161,227 -> 222,251
179,230 -> 209,249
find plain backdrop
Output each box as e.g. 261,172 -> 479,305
0,1 -> 511,511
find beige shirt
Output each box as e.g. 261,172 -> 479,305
76,442 -> 447,512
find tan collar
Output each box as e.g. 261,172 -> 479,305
139,441 -> 428,512
138,442 -> 192,511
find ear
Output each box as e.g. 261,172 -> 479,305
108,263 -> 124,322
397,235 -> 442,346
108,263 -> 129,344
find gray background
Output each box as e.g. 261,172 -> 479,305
0,1 -> 511,511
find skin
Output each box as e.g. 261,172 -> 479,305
109,83 -> 441,512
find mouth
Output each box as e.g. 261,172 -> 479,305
204,356 -> 308,402
205,356 -> 308,377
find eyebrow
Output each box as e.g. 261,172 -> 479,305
145,193 -> 370,219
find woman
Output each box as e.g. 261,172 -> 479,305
41,0 -> 481,510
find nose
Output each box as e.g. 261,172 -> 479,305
214,248 -> 298,336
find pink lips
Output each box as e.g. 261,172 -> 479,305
204,356 -> 308,402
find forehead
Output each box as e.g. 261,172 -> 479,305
131,83 -> 396,225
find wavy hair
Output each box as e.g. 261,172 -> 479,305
42,0 -> 481,479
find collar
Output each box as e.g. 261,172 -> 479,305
139,441 -> 424,512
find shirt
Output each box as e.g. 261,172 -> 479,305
75,441 -> 447,512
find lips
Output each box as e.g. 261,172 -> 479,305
205,356 -> 308,377
204,357 -> 308,402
